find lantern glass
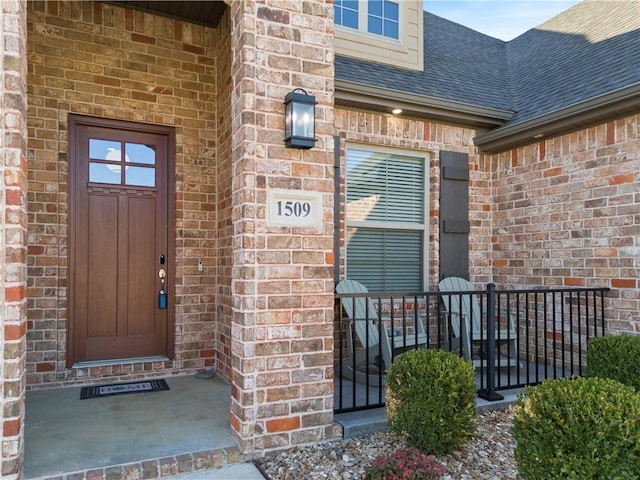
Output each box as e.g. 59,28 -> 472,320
292,102 -> 314,139
284,90 -> 317,149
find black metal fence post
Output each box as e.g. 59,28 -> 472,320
478,283 -> 504,401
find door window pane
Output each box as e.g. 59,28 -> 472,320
88,139 -> 156,187
89,139 -> 120,160
125,143 -> 156,165
125,166 -> 155,187
89,139 -> 126,183
89,162 -> 121,184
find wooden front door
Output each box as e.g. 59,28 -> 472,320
68,116 -> 174,365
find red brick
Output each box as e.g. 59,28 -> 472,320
131,33 -> 155,45
5,324 -> 26,341
5,285 -> 25,302
608,173 -> 634,185
545,331 -> 563,342
266,416 -> 300,433
543,167 -> 563,177
606,121 -> 615,144
324,252 -> 334,265
612,278 -> 635,289
594,247 -> 617,257
5,189 -> 23,206
3,419 -> 20,437
36,363 -> 56,372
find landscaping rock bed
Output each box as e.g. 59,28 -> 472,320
256,408 -> 517,479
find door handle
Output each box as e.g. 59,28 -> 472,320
158,269 -> 167,309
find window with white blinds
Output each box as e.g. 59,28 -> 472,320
346,148 -> 426,291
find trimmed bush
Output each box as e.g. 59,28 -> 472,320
586,333 -> 640,391
364,447 -> 446,480
512,376 -> 640,479
385,348 -> 477,454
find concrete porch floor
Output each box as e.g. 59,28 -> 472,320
24,374 -> 247,480
25,369 -> 524,479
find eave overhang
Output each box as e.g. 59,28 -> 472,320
101,1 -> 227,28
335,80 -> 514,129
475,83 -> 640,154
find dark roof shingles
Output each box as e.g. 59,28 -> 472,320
505,0 -> 640,124
336,12 -> 511,111
336,0 -> 640,127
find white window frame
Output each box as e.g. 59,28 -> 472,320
344,144 -> 429,291
336,0 -> 401,42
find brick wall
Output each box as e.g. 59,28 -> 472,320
1,1 -> 29,478
214,8 -> 233,382
26,0 -> 222,386
488,114 -> 640,331
227,1 -> 337,453
334,108 -> 638,335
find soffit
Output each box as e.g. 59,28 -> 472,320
102,1 -> 227,28
336,80 -> 513,130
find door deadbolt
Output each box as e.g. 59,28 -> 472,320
158,268 -> 167,309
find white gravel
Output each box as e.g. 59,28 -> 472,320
256,409 -> 517,479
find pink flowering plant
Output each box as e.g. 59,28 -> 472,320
364,447 -> 447,480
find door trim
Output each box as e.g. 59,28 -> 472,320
67,114 -> 176,367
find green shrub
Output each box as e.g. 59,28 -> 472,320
385,348 -> 477,454
586,333 -> 640,391
364,447 -> 446,480
512,376 -> 640,479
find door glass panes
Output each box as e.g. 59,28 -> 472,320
89,139 -> 120,160
88,138 -> 156,187
89,163 -> 121,184
125,143 -> 155,165
89,139 -> 125,183
125,167 -> 155,187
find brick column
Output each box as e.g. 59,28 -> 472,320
1,1 -> 29,478
227,0 -> 335,452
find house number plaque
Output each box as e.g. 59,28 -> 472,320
268,189 -> 322,228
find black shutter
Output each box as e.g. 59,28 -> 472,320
439,151 -> 469,280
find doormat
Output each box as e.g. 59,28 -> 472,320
80,379 -> 170,400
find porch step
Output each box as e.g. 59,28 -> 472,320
165,462 -> 265,479
335,387 -> 523,440
28,445 -> 253,480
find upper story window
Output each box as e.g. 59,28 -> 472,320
335,0 -> 359,30
368,1 -> 399,39
335,0 -> 400,40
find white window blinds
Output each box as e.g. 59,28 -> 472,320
346,148 -> 426,291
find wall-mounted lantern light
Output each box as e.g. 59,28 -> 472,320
284,88 -> 317,149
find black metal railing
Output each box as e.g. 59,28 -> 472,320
334,284 -> 610,413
